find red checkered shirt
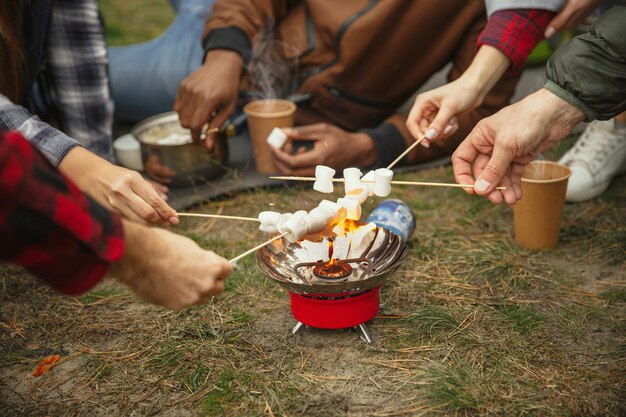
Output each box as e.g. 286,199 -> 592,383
478,9 -> 556,74
0,131 -> 124,295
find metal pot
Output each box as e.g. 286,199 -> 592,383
131,112 -> 228,188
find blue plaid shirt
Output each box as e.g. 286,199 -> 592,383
0,0 -> 113,165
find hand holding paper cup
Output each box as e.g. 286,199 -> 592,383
513,160 -> 571,249
244,99 -> 296,173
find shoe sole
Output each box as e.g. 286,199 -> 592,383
565,166 -> 626,202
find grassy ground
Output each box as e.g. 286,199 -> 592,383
1,3 -> 625,416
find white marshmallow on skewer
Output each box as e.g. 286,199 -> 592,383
314,169 -> 335,193
318,200 -> 343,224
266,127 -> 288,149
361,170 -> 376,196
276,213 -> 293,235
258,211 -> 282,234
259,224 -> 279,234
258,211 -> 281,225
313,165 -> 336,193
282,210 -> 309,242
337,197 -> 362,221
345,183 -> 369,204
306,207 -> 332,234
343,167 -> 362,182
374,168 -> 394,197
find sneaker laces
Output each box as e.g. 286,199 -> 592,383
562,120 -> 626,173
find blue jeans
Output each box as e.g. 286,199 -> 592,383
108,0 -> 215,122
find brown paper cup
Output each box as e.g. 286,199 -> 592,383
244,99 -> 296,173
513,160 -> 571,249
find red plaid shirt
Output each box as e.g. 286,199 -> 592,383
478,9 -> 556,73
0,131 -> 124,295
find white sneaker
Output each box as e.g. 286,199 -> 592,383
558,119 -> 626,202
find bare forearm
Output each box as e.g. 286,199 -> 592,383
460,45 -> 511,103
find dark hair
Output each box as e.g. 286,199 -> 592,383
0,2 -> 25,103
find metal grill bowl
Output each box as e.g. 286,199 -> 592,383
256,226 -> 407,295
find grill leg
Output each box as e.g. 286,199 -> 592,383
356,323 -> 373,343
291,321 -> 304,335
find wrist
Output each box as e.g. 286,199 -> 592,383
204,49 -> 243,71
352,132 -> 377,167
460,45 -> 510,100
533,88 -> 585,130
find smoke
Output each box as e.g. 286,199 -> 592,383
248,20 -> 299,100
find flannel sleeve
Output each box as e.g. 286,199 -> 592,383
0,130 -> 124,295
44,0 -> 114,160
477,9 -> 556,73
0,94 -> 79,166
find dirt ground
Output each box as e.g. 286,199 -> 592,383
1,147 -> 624,416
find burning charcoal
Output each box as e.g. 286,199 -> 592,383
337,197 -> 362,221
361,170 -> 376,196
313,165 -> 336,193
266,127 -> 288,149
374,168 -> 393,197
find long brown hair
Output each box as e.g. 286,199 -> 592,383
0,2 -> 25,103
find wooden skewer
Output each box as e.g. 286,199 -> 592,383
386,134 -> 427,170
177,213 -> 259,222
269,176 -> 506,190
229,232 -> 289,264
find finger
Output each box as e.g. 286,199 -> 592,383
451,139 -> 479,195
189,102 -> 217,142
545,9 -> 573,37
271,145 -> 319,170
425,106 -> 456,141
129,178 -> 179,224
418,118 -> 431,148
272,152 -> 316,176
442,117 -> 459,138
406,98 -> 426,140
282,124 -> 329,140
473,145 -> 513,196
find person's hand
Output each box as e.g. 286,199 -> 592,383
545,0 -> 604,37
174,50 -> 243,149
110,221 -> 232,310
406,45 -> 510,146
452,88 -> 585,204
59,147 -> 179,225
270,124 -> 376,175
406,78 -> 472,145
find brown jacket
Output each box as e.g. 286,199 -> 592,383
203,0 -> 519,167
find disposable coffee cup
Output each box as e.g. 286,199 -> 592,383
513,160 -> 571,249
243,99 -> 296,173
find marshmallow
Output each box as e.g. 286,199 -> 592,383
266,127 -> 288,149
318,200 -> 342,223
276,213 -> 293,235
337,197 -> 362,221
259,224 -> 279,234
313,165 -> 336,193
282,210 -> 309,242
374,168 -> 393,197
258,211 -> 281,225
343,167 -> 362,182
258,211 -> 282,234
361,170 -> 376,196
307,207 -> 332,234
346,184 -> 369,204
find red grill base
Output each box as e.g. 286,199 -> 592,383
289,286 -> 380,329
